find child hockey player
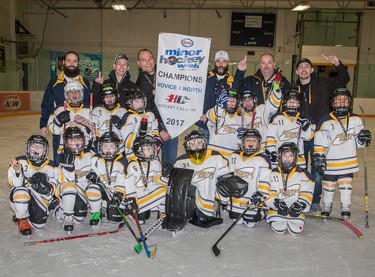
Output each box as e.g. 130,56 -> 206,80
86,131 -> 128,225
206,88 -> 242,157
8,135 -> 56,236
92,82 -> 127,138
314,88 -> 371,218
55,127 -> 92,233
265,88 -> 315,167
48,80 -> 93,160
173,130 -> 230,228
226,129 -> 272,227
120,89 -> 158,160
123,134 -> 166,224
265,142 -> 314,235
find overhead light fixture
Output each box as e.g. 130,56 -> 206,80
112,1 -> 126,10
292,1 -> 310,12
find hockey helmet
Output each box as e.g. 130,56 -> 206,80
132,135 -> 160,162
241,90 -> 258,113
64,80 -> 84,107
225,89 -> 240,114
183,130 -> 207,165
99,82 -> 118,110
330,88 -> 352,117
278,142 -> 299,174
241,129 -> 262,156
281,88 -> 303,116
98,131 -> 121,160
26,135 -> 49,164
64,126 -> 85,155
125,89 -> 147,113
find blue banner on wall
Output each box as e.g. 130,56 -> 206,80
50,51 -> 102,82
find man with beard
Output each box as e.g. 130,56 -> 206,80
233,53 -> 290,104
196,50 -> 234,142
295,55 -> 350,214
92,54 -> 136,107
136,49 -> 178,164
40,51 -> 90,162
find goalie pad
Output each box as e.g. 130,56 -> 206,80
74,115 -> 96,137
162,167 -> 195,231
216,172 -> 248,198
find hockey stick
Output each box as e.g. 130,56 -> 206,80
359,105 -> 369,228
240,203 -> 270,210
133,209 -> 157,258
211,206 -> 250,257
306,214 -> 364,239
74,115 -> 96,137
143,214 -> 166,239
116,207 -> 143,254
24,223 -> 125,246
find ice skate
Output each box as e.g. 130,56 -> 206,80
63,213 -> 74,235
341,204 -> 351,219
321,203 -> 332,217
90,211 -> 102,227
18,218 -> 33,237
308,203 -> 322,215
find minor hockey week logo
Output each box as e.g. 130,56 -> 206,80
3,95 -> 21,111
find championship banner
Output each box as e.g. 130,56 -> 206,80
155,33 -> 211,139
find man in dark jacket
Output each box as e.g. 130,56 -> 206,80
295,55 -> 350,213
92,54 -> 136,107
233,53 -> 290,104
136,49 -> 178,164
40,51 -> 90,162
196,50 -> 234,141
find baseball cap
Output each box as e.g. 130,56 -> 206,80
215,50 -> 229,62
114,54 -> 129,64
296,58 -> 312,68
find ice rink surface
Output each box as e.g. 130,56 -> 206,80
0,114 -> 374,277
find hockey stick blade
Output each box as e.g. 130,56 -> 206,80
24,223 -> 125,246
211,243 -> 221,257
306,214 -> 364,238
116,207 -> 142,254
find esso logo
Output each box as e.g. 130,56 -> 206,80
3,95 -> 21,110
181,38 -> 194,48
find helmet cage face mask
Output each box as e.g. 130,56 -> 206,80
241,132 -> 261,156
99,142 -> 119,160
126,91 -> 147,113
278,144 -> 298,173
282,91 -> 302,116
64,128 -> 85,155
135,139 -> 158,162
26,137 -> 49,164
225,90 -> 240,114
241,91 -> 257,113
100,86 -> 118,110
331,90 -> 352,117
64,82 -> 84,107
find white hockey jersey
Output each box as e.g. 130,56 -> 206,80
92,103 -> 127,138
314,112 -> 365,175
124,159 -> 167,213
228,151 -> 272,214
174,149 -> 230,217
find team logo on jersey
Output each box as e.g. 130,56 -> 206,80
278,127 -> 300,142
194,167 -> 215,181
221,124 -> 238,134
277,183 -> 301,200
234,167 -> 255,180
135,170 -> 157,188
332,128 -> 355,146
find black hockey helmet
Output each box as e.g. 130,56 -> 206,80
330,88 -> 352,117
241,129 -> 262,156
225,88 -> 240,114
183,130 -> 207,164
281,88 -> 303,116
26,135 -> 49,164
132,135 -> 160,162
99,82 -> 118,110
241,90 -> 258,113
97,131 -> 121,160
125,89 -> 147,113
64,126 -> 85,155
278,142 -> 299,173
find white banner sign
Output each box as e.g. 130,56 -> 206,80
155,33 -> 211,139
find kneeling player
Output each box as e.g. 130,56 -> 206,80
265,142 -> 314,235
227,129 -> 272,227
123,135 -> 166,224
56,127 -> 92,233
86,131 -> 128,225
8,135 -> 56,236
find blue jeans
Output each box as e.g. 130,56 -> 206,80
198,127 -> 210,143
304,139 -> 322,204
160,123 -> 179,164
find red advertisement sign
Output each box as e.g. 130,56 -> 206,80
0,92 -> 30,112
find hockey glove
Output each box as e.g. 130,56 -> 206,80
313,153 -> 326,175
216,172 -> 248,198
54,110 -> 71,127
86,171 -> 102,184
236,127 -> 247,140
29,172 -> 52,195
110,115 -> 122,130
265,150 -> 278,163
296,115 -> 311,132
274,198 -> 288,216
123,197 -> 138,215
250,191 -> 267,206
162,162 -> 174,178
109,192 -> 123,209
60,150 -> 75,172
288,201 -> 307,217
217,90 -> 228,109
274,70 -> 283,84
358,129 -> 371,146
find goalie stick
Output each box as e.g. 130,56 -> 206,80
24,223 -> 125,246
359,105 -> 369,229
306,214 -> 364,239
143,214 -> 166,240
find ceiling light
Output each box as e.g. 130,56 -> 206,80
292,2 -> 310,12
112,1 -> 126,10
